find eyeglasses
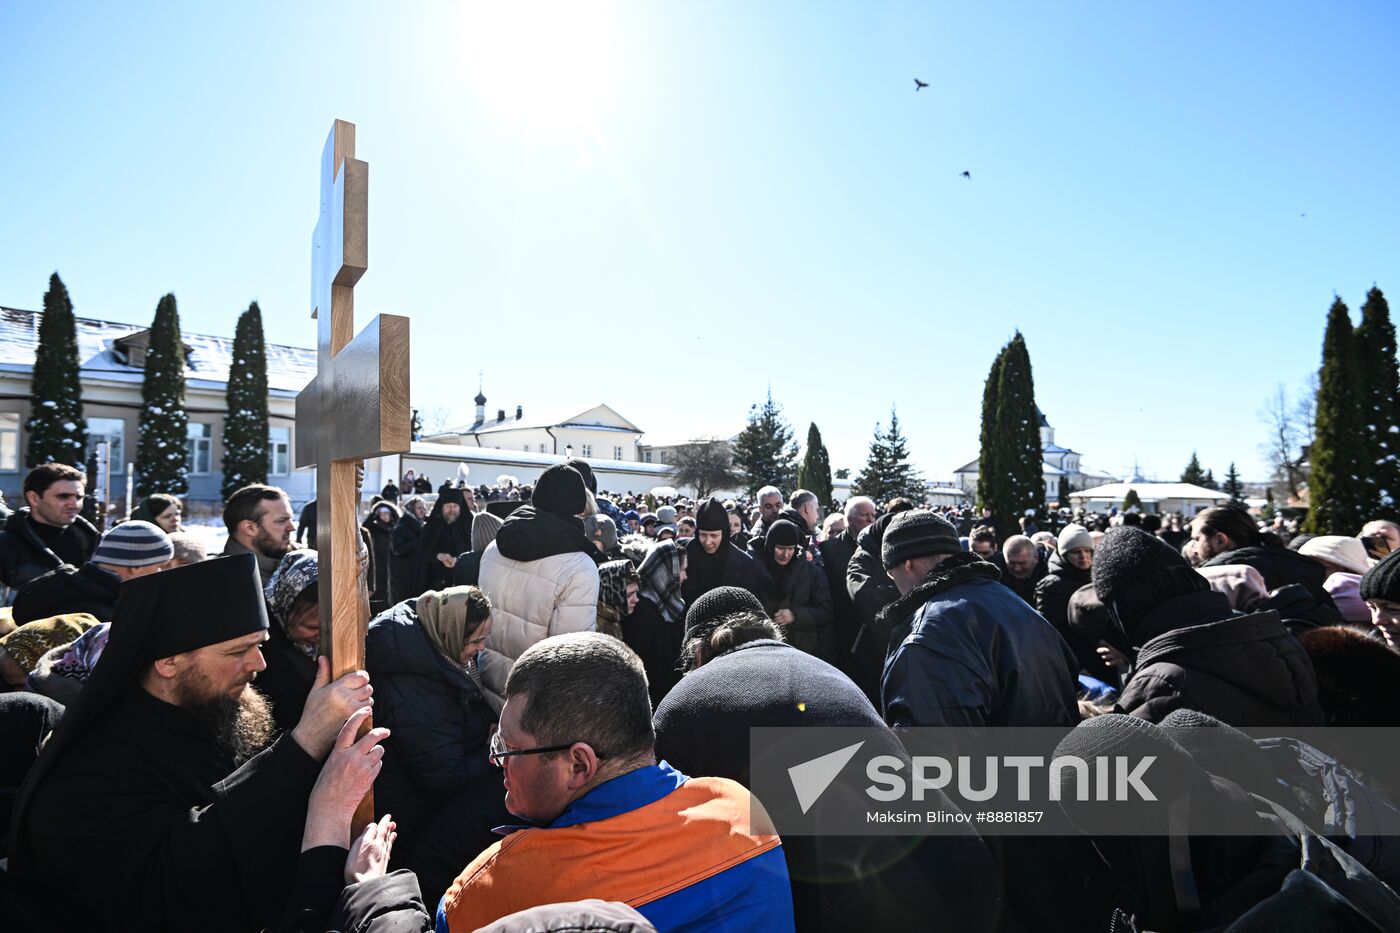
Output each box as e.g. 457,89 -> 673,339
488,730 -> 585,767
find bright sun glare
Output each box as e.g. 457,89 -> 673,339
461,4 -> 617,135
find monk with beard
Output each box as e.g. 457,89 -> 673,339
7,552 -> 376,932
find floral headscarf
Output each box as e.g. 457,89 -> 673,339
264,550 -> 319,655
598,560 -> 639,619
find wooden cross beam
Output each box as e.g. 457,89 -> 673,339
294,120 -> 410,822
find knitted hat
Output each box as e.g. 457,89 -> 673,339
584,514 -> 618,551
1057,523 -> 1093,554
92,521 -> 173,568
1360,549 -> 1400,602
682,586 -> 767,647
657,505 -> 677,524
1092,526 -> 1208,636
881,510 -> 962,570
470,510 -> 504,554
532,464 -> 589,517
564,458 -> 598,494
1299,535 -> 1371,576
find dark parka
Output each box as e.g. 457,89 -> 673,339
1033,548 -> 1091,643
0,509 -> 99,595
1114,589 -> 1326,727
817,528 -> 859,664
1202,544 -> 1338,611
844,515 -> 902,706
882,552 -> 1080,728
11,561 -> 120,626
389,507 -> 424,604
760,533 -> 836,662
365,601 -> 495,828
362,502 -> 400,615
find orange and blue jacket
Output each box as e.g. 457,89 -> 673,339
436,761 -> 794,932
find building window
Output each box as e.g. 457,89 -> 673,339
539,444 -> 546,453
269,426 -> 291,476
86,417 -> 125,472
612,446 -> 622,460
644,450 -> 653,463
186,422 -> 212,475
0,412 -> 19,472
524,444 -> 530,452
580,444 -> 592,458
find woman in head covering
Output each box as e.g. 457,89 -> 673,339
257,549 -> 320,733
596,559 -> 640,640
365,585 -> 506,908
622,539 -> 688,708
757,519 -> 836,661
129,493 -> 182,534
362,499 -> 401,616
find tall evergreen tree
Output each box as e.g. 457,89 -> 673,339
26,273 -> 87,468
135,294 -> 190,496
984,332 -> 1044,532
976,345 -> 1007,515
1123,488 -> 1142,512
1202,469 -> 1219,491
1306,297 -> 1367,533
1180,451 -> 1208,487
795,422 -> 834,508
731,389 -> 798,496
1357,286 -> 1399,519
220,302 -> 270,499
1223,462 -> 1245,505
852,407 -> 922,505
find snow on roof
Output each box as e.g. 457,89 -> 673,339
406,440 -> 673,473
1069,482 -> 1233,502
0,306 -> 316,394
457,402 -> 642,437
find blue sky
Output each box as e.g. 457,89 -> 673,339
3,2 -> 1398,484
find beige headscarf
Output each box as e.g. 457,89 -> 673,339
415,586 -> 488,664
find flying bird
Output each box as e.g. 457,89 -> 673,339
960,171 -> 971,179
914,78 -> 928,91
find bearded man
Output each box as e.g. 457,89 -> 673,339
222,483 -> 297,586
7,553 -> 374,932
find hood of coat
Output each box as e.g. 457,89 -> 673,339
494,505 -> 602,564
1131,604 -> 1312,714
1045,547 -> 1091,585
366,600 -> 474,686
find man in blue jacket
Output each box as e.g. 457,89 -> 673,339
879,509 -> 1079,728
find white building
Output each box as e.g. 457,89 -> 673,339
0,305 -> 315,511
952,409 -> 1118,502
425,391 -> 643,463
1069,482 -> 1236,516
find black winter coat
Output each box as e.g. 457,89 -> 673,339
256,623 -> 317,734
620,596 -> 683,710
389,510 -> 424,603
1033,549 -> 1091,642
763,553 -> 835,661
0,509 -> 99,595
362,513 -> 397,613
1115,590 -> 1326,727
844,520 -> 900,706
817,529 -> 859,664
680,540 -> 773,607
11,561 -> 120,625
365,602 -> 496,834
1202,544 -> 1337,611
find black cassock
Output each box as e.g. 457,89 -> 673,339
20,685 -> 320,932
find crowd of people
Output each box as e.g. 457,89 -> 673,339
2,457 -> 1400,931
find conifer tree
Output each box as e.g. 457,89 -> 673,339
1180,452 -> 1208,487
26,273 -> 87,468
1356,287 -> 1399,519
1123,488 -> 1142,512
1306,297 -> 1367,533
1223,462 -> 1245,505
795,422 -> 834,509
853,407 -> 923,505
1202,469 -> 1219,491
732,389 -> 799,496
220,302 -> 270,499
989,333 -> 1044,531
976,345 -> 1007,516
135,294 -> 190,496
411,409 -> 424,442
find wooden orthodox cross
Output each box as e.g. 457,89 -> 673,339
295,120 -> 411,820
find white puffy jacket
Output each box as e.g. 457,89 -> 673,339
477,540 -> 600,710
